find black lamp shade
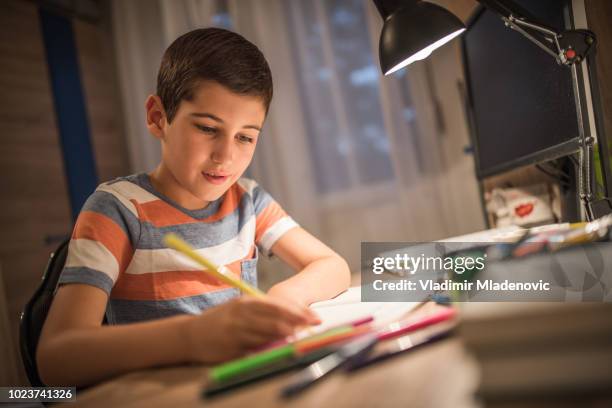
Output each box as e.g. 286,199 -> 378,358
379,1 -> 466,75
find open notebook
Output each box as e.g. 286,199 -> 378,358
297,286 -> 421,339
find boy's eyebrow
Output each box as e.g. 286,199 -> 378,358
190,112 -> 261,131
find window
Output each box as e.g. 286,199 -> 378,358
284,0 -> 421,195
211,0 -> 232,29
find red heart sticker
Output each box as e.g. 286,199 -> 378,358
515,203 -> 534,218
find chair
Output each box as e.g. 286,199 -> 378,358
20,239 -> 70,386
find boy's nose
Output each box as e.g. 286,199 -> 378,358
211,136 -> 234,164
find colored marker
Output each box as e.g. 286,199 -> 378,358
281,334 -> 378,398
280,307 -> 457,397
375,307 -> 456,341
210,324 -> 369,383
345,329 -> 455,371
203,347 -> 337,398
255,315 -> 375,352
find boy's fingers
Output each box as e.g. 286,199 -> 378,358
279,302 -> 320,326
248,298 -> 311,325
303,308 -> 322,325
237,330 -> 278,348
269,299 -> 320,324
247,316 -> 295,338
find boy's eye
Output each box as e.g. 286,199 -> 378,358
195,124 -> 216,134
237,134 -> 254,144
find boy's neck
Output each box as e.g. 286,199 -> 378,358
149,165 -> 211,211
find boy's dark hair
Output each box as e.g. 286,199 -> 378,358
157,27 -> 273,123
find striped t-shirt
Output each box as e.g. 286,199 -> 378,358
58,173 -> 298,324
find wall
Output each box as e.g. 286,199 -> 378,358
0,0 -> 129,385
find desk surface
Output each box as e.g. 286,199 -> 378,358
62,338 -> 479,408
58,298 -> 612,408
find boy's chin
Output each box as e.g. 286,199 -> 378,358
193,185 -> 231,203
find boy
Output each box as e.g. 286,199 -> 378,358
37,27 -> 350,387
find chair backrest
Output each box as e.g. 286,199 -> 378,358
19,239 -> 70,386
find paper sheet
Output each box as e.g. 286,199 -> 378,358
303,286 -> 420,336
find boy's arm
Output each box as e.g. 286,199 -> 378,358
267,227 -> 351,306
38,283 -> 317,387
37,283 -> 194,386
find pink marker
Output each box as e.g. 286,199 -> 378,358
376,307 -> 456,341
252,315 -> 375,352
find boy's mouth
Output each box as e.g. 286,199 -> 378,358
202,171 -> 230,185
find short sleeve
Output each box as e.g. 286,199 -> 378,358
58,188 -> 139,295
243,179 -> 299,256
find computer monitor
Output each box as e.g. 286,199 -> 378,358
462,0 -> 582,178
462,0 -> 612,217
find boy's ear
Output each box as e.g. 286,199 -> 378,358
145,95 -> 167,139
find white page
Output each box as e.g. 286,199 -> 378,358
300,286 -> 420,338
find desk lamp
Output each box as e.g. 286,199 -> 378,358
373,0 -> 609,220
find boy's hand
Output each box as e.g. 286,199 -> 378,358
266,290 -> 322,330
267,285 -> 321,322
183,296 -> 320,363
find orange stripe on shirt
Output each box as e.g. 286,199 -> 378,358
136,200 -> 198,227
110,260 -> 244,300
201,184 -> 244,223
255,201 -> 288,244
72,211 -> 133,273
134,184 -> 245,227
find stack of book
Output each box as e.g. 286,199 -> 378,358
459,302 -> 612,404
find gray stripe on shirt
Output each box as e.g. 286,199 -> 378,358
252,185 -> 273,215
135,193 -> 256,250
58,266 -> 115,295
106,289 -> 241,323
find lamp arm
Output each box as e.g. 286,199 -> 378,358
504,16 -> 563,63
477,0 -> 596,66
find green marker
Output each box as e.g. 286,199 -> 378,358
211,344 -> 295,383
209,326 -> 354,383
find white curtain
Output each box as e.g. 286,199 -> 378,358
110,0 -> 485,279
112,0 -> 163,173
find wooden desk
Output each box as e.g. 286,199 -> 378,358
61,336 -> 479,408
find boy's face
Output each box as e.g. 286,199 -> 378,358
148,81 -> 266,209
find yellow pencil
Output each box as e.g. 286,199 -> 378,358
163,233 -> 266,298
